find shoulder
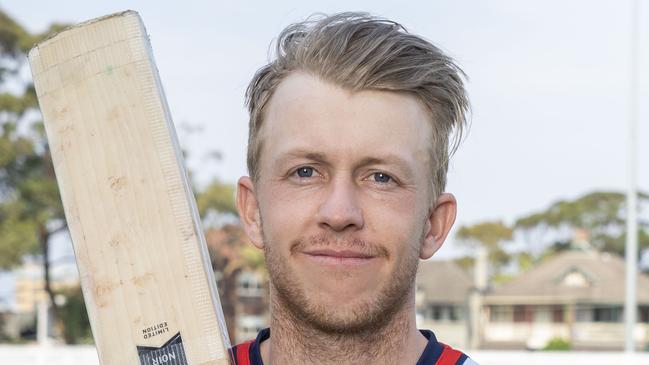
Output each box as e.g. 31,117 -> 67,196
461,357 -> 480,365
232,339 -> 255,365
418,329 -> 479,365
231,328 -> 270,365
435,342 -> 478,365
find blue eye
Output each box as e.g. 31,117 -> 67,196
296,167 -> 314,178
373,172 -> 392,183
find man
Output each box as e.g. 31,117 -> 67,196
234,12 -> 477,365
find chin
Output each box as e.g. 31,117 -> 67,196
304,294 -> 405,335
274,279 -> 411,336
264,233 -> 421,335
310,278 -> 380,303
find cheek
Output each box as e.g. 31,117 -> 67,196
364,192 -> 427,248
257,182 -> 317,240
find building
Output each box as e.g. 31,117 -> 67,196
232,270 -> 267,341
416,260 -> 473,349
204,225 -> 268,344
13,261 -> 79,314
0,260 -> 79,341
482,249 -> 649,350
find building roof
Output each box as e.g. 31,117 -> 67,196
416,260 -> 473,305
485,250 -> 649,305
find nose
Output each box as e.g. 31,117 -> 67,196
316,175 -> 364,232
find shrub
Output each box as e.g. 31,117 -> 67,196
543,337 -> 571,351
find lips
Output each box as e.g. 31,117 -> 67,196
303,249 -> 375,259
300,248 -> 378,267
290,235 -> 388,268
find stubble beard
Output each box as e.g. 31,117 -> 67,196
262,229 -> 422,337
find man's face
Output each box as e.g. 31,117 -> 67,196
238,72 -> 454,334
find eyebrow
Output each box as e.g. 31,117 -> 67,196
355,156 -> 410,169
275,150 -> 329,166
355,156 -> 416,179
276,149 -> 415,178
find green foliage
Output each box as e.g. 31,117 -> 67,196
456,221 -> 513,274
0,10 -> 68,57
196,179 -> 237,218
56,286 -> 93,344
0,9 -> 67,270
516,192 -> 623,228
515,191 -> 649,257
0,314 -> 6,342
491,273 -> 515,284
542,337 -> 571,351
516,251 -> 535,272
456,221 -> 513,247
0,10 -> 32,58
0,7 -> 72,344
453,256 -> 474,272
0,204 -> 38,267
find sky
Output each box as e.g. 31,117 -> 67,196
0,0 -> 648,300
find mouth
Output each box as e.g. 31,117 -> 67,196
300,249 -> 378,267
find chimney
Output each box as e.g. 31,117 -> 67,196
468,246 -> 488,349
572,228 -> 592,251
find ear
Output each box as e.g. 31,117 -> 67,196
236,176 -> 264,249
420,193 -> 457,259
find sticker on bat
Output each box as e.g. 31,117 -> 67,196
142,321 -> 170,340
137,332 -> 188,365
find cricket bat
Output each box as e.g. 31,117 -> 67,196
28,10 -> 233,365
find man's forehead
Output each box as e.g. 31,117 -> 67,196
263,74 -> 431,135
255,73 -> 434,170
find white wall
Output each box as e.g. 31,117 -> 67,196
483,322 -> 649,349
471,351 -> 649,365
419,320 -> 468,349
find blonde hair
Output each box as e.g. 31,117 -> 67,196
245,12 -> 469,199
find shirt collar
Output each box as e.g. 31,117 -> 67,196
248,328 -> 443,365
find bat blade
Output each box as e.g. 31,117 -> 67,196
28,10 -> 232,365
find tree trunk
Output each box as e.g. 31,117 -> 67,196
39,224 -> 62,339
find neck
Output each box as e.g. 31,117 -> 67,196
260,290 -> 427,365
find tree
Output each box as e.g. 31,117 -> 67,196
57,287 -> 92,344
0,9 -> 69,338
196,179 -> 238,217
515,191 -> 649,258
455,220 -> 513,282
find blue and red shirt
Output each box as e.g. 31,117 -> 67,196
231,328 -> 477,365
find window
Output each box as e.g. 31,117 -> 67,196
561,270 -> 589,287
426,305 -> 463,322
533,306 -> 552,322
531,305 -> 564,323
449,306 -> 459,321
575,306 -> 593,322
640,306 -> 649,323
489,306 -> 513,322
593,306 -> 622,322
432,306 -> 442,320
576,305 -> 622,322
236,272 -> 264,297
236,315 -> 267,342
552,305 -> 564,323
513,305 -> 532,323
